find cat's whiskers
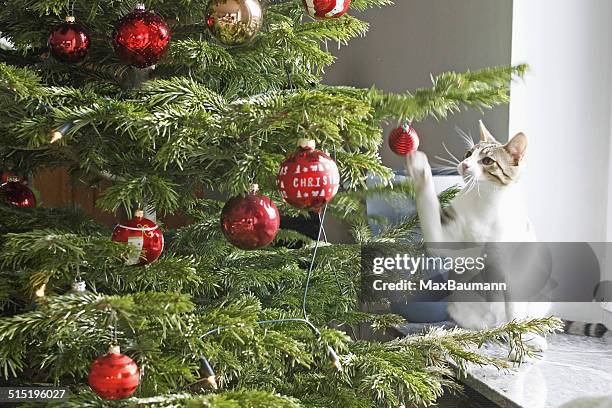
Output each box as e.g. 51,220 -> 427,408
462,174 -> 478,196
434,155 -> 460,167
460,175 -> 472,194
442,142 -> 462,165
455,127 -> 475,148
432,165 -> 459,175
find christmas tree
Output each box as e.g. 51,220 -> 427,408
0,0 -> 561,406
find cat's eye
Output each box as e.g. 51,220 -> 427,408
465,151 -> 472,158
481,157 -> 495,165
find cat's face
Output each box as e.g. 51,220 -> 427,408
457,123 -> 528,186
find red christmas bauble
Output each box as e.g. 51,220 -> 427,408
112,5 -> 171,68
389,124 -> 420,156
0,179 -> 36,208
111,211 -> 164,265
221,187 -> 280,250
88,346 -> 140,400
276,140 -> 340,212
303,0 -> 351,19
48,17 -> 90,63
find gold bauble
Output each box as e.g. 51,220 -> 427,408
205,0 -> 263,46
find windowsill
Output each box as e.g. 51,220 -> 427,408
397,323 -> 612,407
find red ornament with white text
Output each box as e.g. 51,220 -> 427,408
0,176 -> 36,208
302,0 -> 351,19
220,185 -> 280,250
112,4 -> 171,68
276,139 -> 340,212
388,123 -> 420,156
111,210 -> 164,265
88,345 -> 140,400
48,16 -> 90,63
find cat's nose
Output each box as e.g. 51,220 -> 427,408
462,163 -> 469,172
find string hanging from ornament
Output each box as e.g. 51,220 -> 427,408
201,141 -> 345,381
195,316 -> 342,386
112,3 -> 171,68
111,209 -> 164,266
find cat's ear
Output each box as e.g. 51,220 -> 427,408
479,120 -> 497,143
504,132 -> 528,164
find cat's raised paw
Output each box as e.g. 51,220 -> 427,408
405,151 -> 432,187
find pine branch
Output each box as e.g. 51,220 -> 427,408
398,317 -> 564,369
370,64 -> 528,122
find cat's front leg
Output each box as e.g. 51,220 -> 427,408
405,152 -> 444,242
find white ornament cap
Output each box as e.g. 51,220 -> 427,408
108,345 -> 121,354
71,280 -> 86,292
249,184 -> 259,194
134,210 -> 145,218
65,16 -> 76,23
297,139 -> 316,150
135,3 -> 146,11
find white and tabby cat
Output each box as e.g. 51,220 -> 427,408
405,121 -> 550,356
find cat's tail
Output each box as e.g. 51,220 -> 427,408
562,319 -> 608,337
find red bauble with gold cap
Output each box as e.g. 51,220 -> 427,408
112,4 -> 171,68
111,211 -> 164,265
0,177 -> 36,208
220,185 -> 280,250
389,123 -> 420,156
48,16 -> 90,63
303,0 -> 351,19
276,139 -> 340,212
88,345 -> 140,401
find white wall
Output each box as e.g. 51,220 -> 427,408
509,0 -> 612,324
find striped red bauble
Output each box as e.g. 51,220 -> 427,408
388,123 -> 420,156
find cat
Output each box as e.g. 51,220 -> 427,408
405,121 -> 551,357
